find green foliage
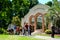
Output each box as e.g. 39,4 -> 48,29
45,1 -> 52,7
56,18 -> 60,27
0,0 -> 12,29
0,28 -> 9,34
12,16 -> 21,26
0,0 -> 38,29
45,0 -> 60,28
12,0 -> 39,18
45,29 -> 52,34
0,28 -> 3,34
45,12 -> 52,29
37,22 -> 42,29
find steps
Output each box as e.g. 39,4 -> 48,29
31,29 -> 42,35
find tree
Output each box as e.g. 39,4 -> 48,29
12,0 -> 39,18
45,1 -> 52,7
12,16 -> 21,27
45,0 -> 60,28
0,0 -> 12,29
29,0 -> 38,8
53,0 -> 60,27
0,0 -> 39,29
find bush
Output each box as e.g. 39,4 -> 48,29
45,29 -> 52,34
0,28 -> 9,34
0,29 -> 3,34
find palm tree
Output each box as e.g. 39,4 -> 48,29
45,0 -> 60,28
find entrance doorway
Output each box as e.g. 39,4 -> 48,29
29,13 -> 45,32
37,15 -> 42,29
31,17 -> 35,32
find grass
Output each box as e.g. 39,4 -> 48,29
0,35 -> 43,40
55,35 -> 60,38
0,34 -> 60,40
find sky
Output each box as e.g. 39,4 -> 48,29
38,0 -> 52,4
10,0 -> 60,4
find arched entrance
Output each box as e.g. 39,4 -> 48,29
37,15 -> 42,29
29,13 -> 45,32
29,15 -> 35,32
22,4 -> 50,32
29,15 -> 34,24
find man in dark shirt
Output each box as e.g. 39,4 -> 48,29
51,25 -> 55,38
24,23 -> 28,35
25,23 -> 28,31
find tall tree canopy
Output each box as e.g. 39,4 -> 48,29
0,0 -> 12,29
12,0 -> 38,17
0,0 -> 39,29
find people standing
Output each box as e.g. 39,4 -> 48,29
7,24 -> 11,34
22,27 -> 25,35
16,25 -> 20,35
25,23 -> 28,35
28,24 -> 30,35
7,23 -> 14,35
22,23 -> 26,35
20,27 -> 22,35
28,24 -> 32,35
14,25 -> 16,34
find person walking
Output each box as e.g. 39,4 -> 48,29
28,24 -> 32,35
51,25 -> 55,38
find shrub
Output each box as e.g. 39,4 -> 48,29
0,28 -> 9,34
0,28 -> 3,34
45,29 -> 52,34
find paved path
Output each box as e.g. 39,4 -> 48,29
33,36 -> 60,40
31,29 -> 60,40
20,35 -> 60,40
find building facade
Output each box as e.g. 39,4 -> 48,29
21,4 -> 50,32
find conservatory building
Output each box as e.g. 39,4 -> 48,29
21,4 -> 52,32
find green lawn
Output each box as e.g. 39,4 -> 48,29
0,35 -> 43,40
0,34 -> 60,40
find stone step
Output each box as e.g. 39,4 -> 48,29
31,29 -> 42,35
